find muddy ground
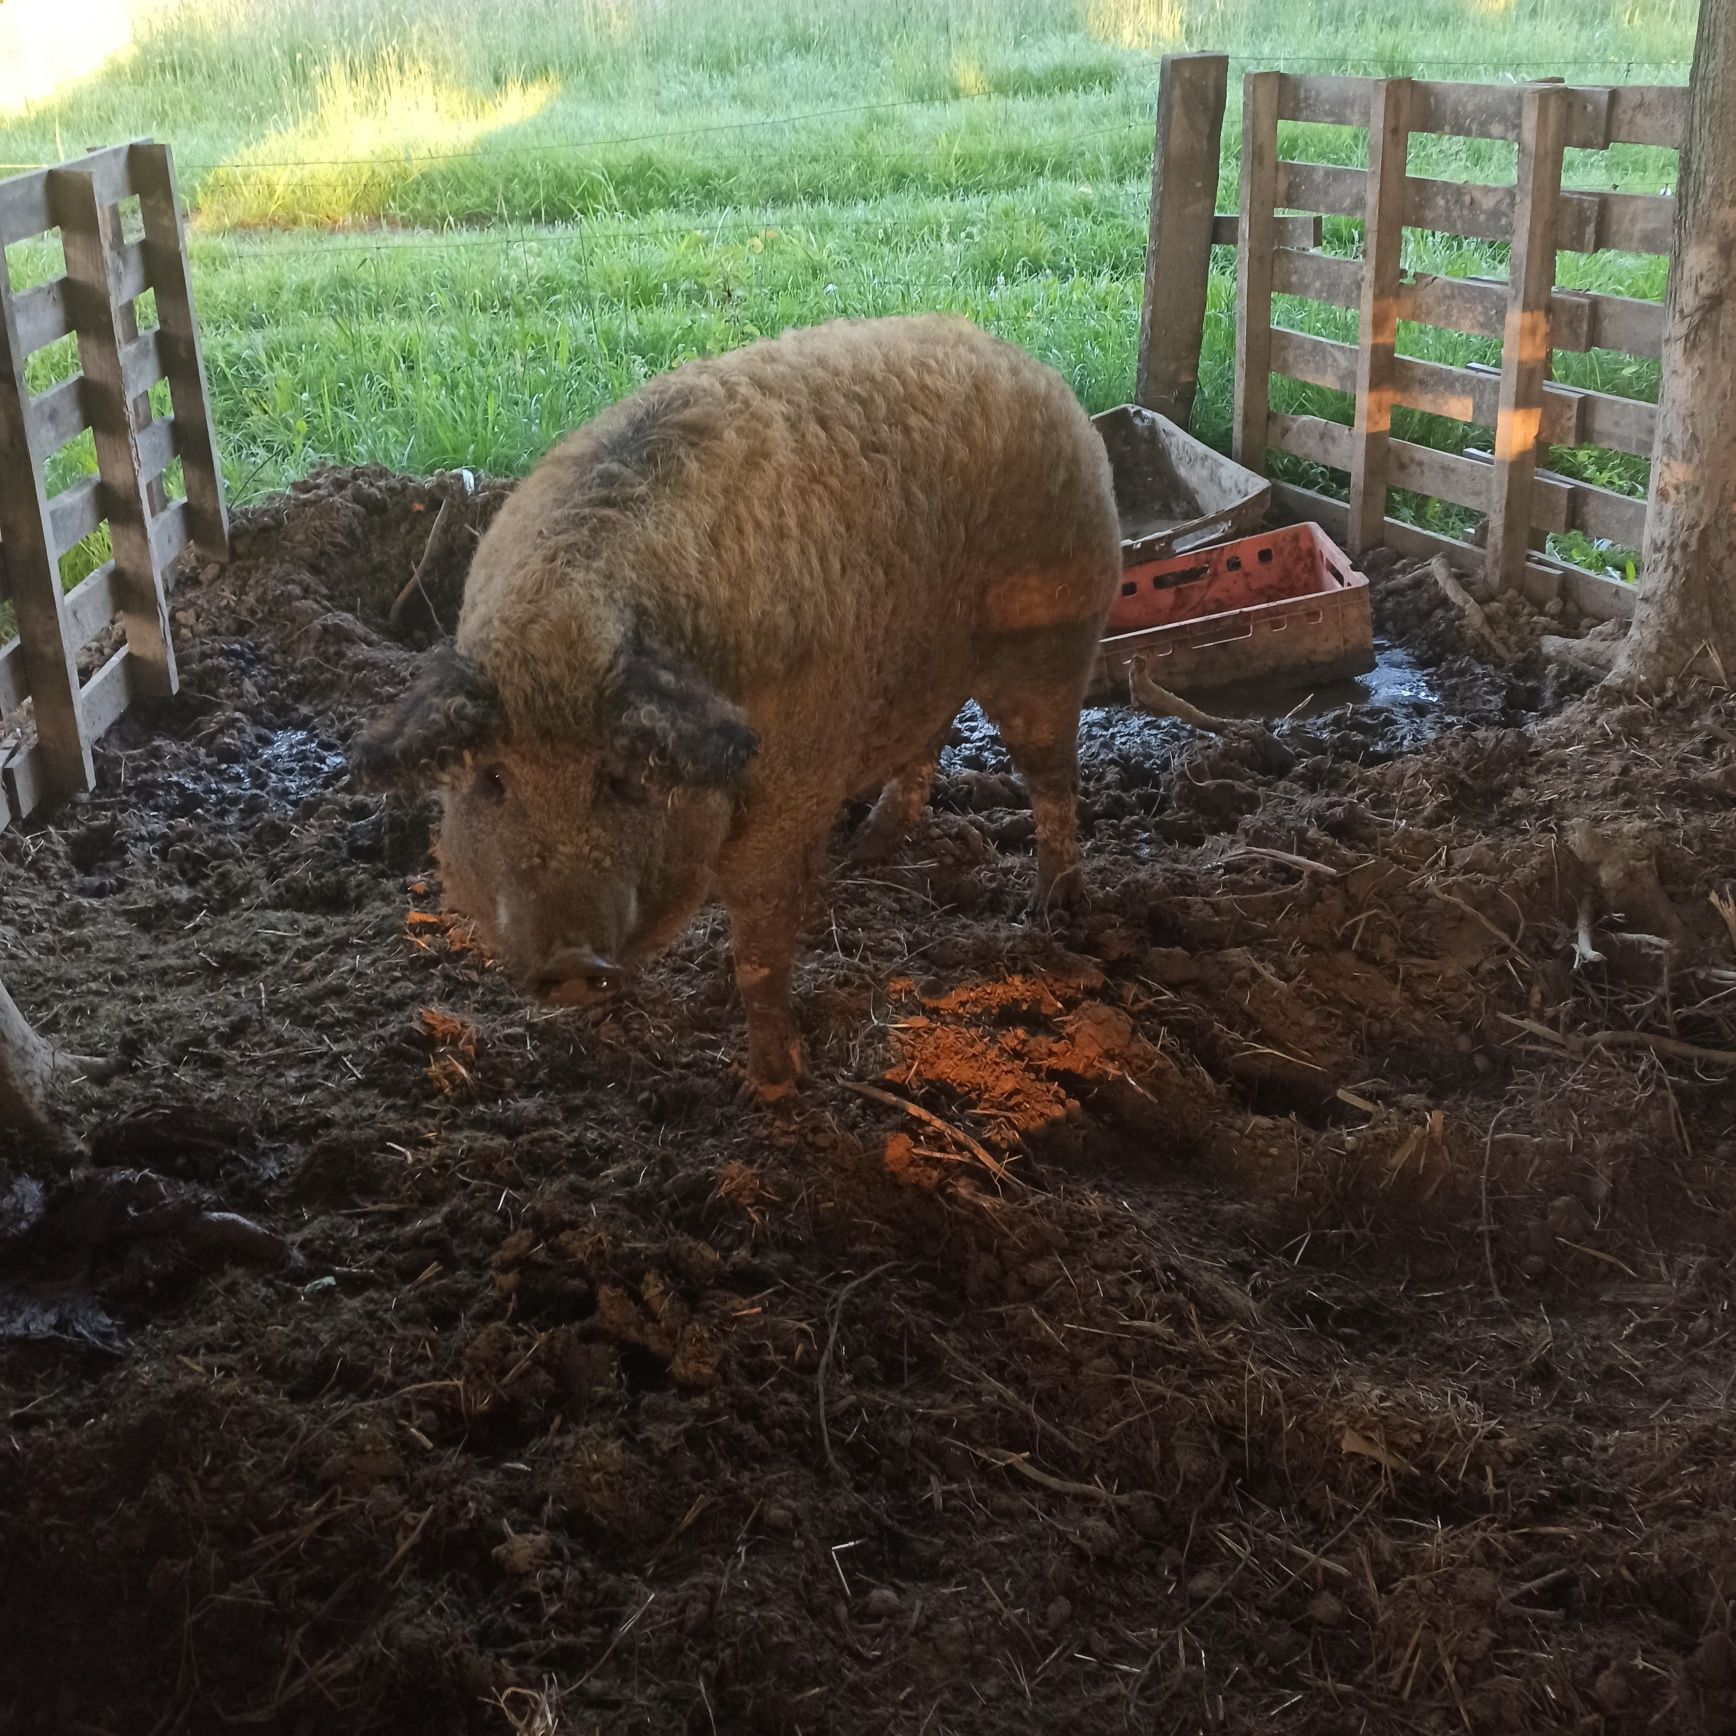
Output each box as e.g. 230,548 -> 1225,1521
3,469 -> 1735,1736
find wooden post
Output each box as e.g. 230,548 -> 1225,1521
0,970 -> 65,1136
1232,71 -> 1282,475
134,142 -> 229,566
52,165 -> 178,701
1617,0 -> 1736,682
1135,53 -> 1229,430
1485,82 -> 1567,592
1347,77 -> 1412,555
0,248 -> 94,800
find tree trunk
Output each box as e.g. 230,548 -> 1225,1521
1616,0 -> 1736,682
0,973 -> 70,1136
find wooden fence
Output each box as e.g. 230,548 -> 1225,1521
0,139 -> 227,831
1137,56 -> 1683,623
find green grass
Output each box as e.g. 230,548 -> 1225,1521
0,0 -> 1698,588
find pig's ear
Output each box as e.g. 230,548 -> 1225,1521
350,646 -> 501,790
603,641 -> 758,797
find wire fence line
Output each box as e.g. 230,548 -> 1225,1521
0,52 -> 1690,176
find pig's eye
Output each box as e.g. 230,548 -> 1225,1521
475,765 -> 509,806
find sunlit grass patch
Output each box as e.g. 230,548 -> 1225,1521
197,53 -> 559,229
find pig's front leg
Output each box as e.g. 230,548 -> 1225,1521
721,833 -> 821,1100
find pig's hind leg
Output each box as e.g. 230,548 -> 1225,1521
846,732 -> 946,864
975,623 -> 1096,917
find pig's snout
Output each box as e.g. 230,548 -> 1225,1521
531,947 -> 624,1006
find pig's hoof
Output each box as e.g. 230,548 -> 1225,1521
845,811 -> 909,865
1033,866 -> 1090,923
742,1073 -> 801,1107
740,1037 -> 808,1105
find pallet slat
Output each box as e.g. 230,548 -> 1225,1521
1273,160 -> 1365,219
1232,72 -> 1284,474
148,497 -> 191,573
0,637 -> 26,717
63,560 -> 119,649
27,373 -> 87,454
1349,76 -> 1412,553
1487,84 -> 1569,588
78,644 -> 141,741
1211,212 -> 1323,249
1277,74 -> 1684,150
134,142 -> 228,565
0,143 -> 136,247
1138,54 -> 1230,428
1275,157 -> 1676,258
136,414 -> 180,484
119,326 -> 166,402
1268,410 -> 1353,470
47,474 -> 104,559
12,279 -> 71,356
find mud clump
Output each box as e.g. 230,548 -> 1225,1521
2,469 -> 1735,1735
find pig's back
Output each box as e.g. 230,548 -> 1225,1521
459,315 -> 1118,737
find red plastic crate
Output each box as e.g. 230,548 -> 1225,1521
1095,521 -> 1375,697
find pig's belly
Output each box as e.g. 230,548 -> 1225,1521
841,691 -> 969,800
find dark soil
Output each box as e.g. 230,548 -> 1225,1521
3,468 -> 1736,1736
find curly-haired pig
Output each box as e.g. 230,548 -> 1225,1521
352,314 -> 1121,1096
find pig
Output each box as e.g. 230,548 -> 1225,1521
352,314 -> 1121,1097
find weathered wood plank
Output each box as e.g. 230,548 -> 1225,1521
134,143 -> 228,565
12,278 -> 71,356
1279,76 -> 1684,149
1278,263 -> 1660,377
78,644 -> 142,742
1487,83 -> 1569,591
135,414 -> 180,485
1405,174 -> 1510,241
1268,326 -> 1357,395
0,216 -> 93,795
1560,472 -> 1648,547
26,373 -> 87,455
1270,247 -> 1359,307
1387,437 -> 1493,515
1273,159 -> 1365,219
112,239 -> 149,306
1461,360 -> 1656,457
1575,189 -> 1675,256
1585,294 -> 1665,357
1233,72 -> 1283,475
0,739 -> 51,824
148,497 -> 190,573
1350,77 -> 1412,554
118,325 -> 165,402
47,473 -> 104,560
0,637 -> 26,717
1404,176 -> 1675,256
52,166 -> 177,702
1276,74 -> 1368,126
1268,410 -> 1353,470
1355,349 -> 1653,458
1137,53 -> 1229,429
63,560 -> 119,649
0,143 -> 137,248
1211,213 -> 1323,249
1604,83 -> 1687,149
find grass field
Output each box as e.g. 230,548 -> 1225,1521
0,0 -> 1699,584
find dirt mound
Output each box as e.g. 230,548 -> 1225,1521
3,469 -> 1735,1735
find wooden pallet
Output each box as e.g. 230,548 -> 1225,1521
1134,58 -> 1682,623
0,140 -> 227,829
